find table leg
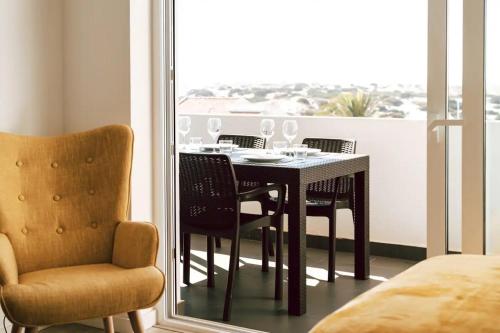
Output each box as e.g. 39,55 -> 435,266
354,169 -> 370,280
287,182 -> 307,315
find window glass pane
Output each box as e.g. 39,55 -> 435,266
486,0 -> 500,254
176,0 -> 427,119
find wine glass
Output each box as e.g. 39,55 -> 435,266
260,119 -> 275,146
207,118 -> 222,143
282,119 -> 298,146
178,116 -> 191,145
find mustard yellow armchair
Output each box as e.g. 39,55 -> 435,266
0,125 -> 165,333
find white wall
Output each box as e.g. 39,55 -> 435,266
0,0 -> 64,136
63,0 -> 131,133
185,114 -> 428,247
0,0 -> 65,327
130,0 -> 154,222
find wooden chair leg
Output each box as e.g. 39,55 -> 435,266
103,316 -> 114,333
25,328 -> 38,333
128,311 -> 144,333
11,325 -> 23,333
262,227 -> 269,272
328,209 -> 337,282
183,233 -> 191,285
215,237 -> 222,248
207,236 -> 215,288
275,218 -> 284,300
223,235 -> 240,321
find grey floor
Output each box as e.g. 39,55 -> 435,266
181,235 -> 416,333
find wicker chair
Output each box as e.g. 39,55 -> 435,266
268,138 -> 356,282
179,153 -> 285,321
216,135 -> 271,252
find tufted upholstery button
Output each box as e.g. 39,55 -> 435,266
51,162 -> 59,168
56,227 -> 64,234
21,227 -> 28,235
18,194 -> 25,201
16,160 -> 24,167
86,157 -> 94,164
91,222 -> 98,229
53,194 -> 62,202
88,189 -> 96,195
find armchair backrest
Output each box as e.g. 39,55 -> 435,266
0,125 -> 133,274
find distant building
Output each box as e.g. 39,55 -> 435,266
177,97 -> 263,114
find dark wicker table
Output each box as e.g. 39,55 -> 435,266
231,153 -> 370,316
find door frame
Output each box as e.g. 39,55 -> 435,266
427,0 -> 486,257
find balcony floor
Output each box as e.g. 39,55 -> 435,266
181,234 -> 417,333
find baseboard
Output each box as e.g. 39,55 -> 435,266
78,308 -> 156,333
241,230 -> 427,261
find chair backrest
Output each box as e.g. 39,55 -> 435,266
218,134 -> 266,149
0,125 -> 133,274
302,138 -> 356,199
179,153 -> 238,230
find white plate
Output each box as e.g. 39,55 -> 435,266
241,154 -> 285,163
200,143 -> 239,151
280,148 -> 322,155
307,148 -> 322,156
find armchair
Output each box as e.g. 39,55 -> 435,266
0,125 -> 165,333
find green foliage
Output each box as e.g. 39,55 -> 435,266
316,90 -> 377,117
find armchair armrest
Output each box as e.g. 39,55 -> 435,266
0,234 -> 18,286
112,222 -> 159,269
239,184 -> 286,216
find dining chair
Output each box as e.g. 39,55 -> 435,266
179,153 -> 285,321
0,125 -> 165,333
267,138 -> 356,282
215,135 -> 272,253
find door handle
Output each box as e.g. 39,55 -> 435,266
428,119 -> 464,143
428,119 -> 464,130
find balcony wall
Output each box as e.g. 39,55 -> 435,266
184,114 -> 428,248
183,113 -> 500,253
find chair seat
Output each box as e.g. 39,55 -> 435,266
1,263 -> 165,326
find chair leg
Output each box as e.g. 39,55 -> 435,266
328,211 -> 337,282
275,217 -> 284,300
261,199 -> 275,257
268,230 -> 275,257
128,311 -> 144,333
262,227 -> 269,272
103,316 -> 114,333
223,235 -> 240,321
215,237 -> 222,248
236,235 -> 241,271
25,328 -> 38,333
11,325 -> 23,333
207,236 -> 215,288
183,233 -> 191,285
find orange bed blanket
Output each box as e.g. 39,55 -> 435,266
310,255 -> 500,333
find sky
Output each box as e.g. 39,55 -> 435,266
175,0 -> 500,95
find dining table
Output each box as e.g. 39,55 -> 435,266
229,150 -> 370,316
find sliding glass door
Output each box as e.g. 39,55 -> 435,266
427,0 -> 486,256
486,0 -> 500,254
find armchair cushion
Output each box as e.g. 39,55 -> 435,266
0,234 -> 18,286
113,222 -> 159,269
0,263 -> 164,326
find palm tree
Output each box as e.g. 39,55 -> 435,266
317,90 -> 376,117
